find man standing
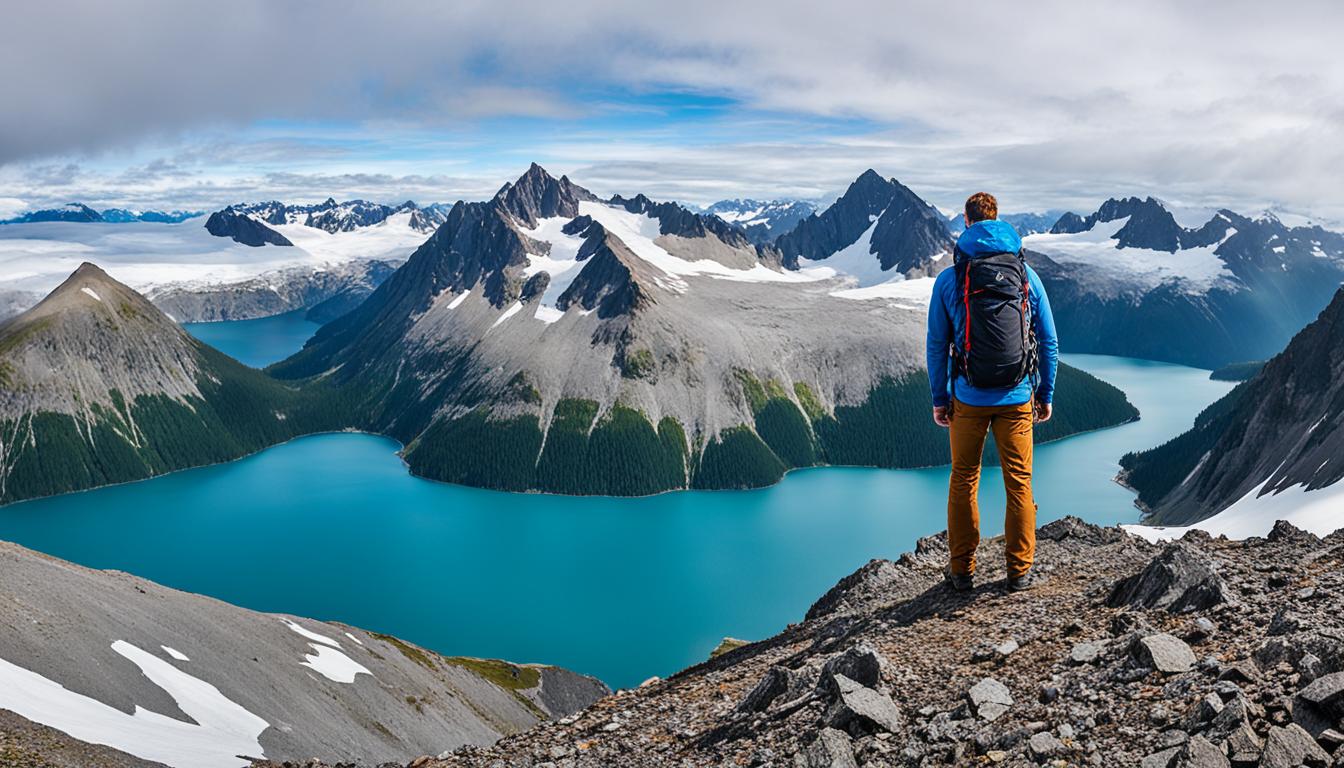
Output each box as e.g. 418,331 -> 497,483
926,192 -> 1058,592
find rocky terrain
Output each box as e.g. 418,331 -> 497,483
1120,287 -> 1344,527
253,516 -> 1344,767
0,539 -> 607,767
147,260 -> 399,324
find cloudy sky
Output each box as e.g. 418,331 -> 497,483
2,0 -> 1340,220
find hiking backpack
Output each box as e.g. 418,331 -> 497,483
950,247 -> 1038,390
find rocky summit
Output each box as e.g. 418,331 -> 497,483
266,517 -> 1344,767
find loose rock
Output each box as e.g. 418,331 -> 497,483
1134,633 -> 1197,674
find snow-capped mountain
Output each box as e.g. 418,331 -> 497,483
705,198 -> 818,243
1028,196 -> 1344,368
1121,285 -> 1344,536
0,203 -> 202,224
267,164 -> 1133,496
230,198 -> 450,233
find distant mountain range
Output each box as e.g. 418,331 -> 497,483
704,198 -> 819,243
0,166 -> 1137,503
0,202 -> 202,224
947,210 -> 1065,236
1027,196 -> 1344,368
1121,286 -> 1344,529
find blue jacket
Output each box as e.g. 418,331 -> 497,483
926,219 -> 1058,408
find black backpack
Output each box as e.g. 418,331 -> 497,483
950,246 -> 1038,390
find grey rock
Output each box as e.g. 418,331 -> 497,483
1223,723 -> 1262,765
1108,544 -> 1230,613
1134,633 -> 1198,674
1142,746 -> 1181,768
1296,671 -> 1344,738
825,675 -> 904,734
968,677 -> 1014,722
995,639 -> 1020,658
1299,653 -> 1325,685
1173,735 -> 1228,768
738,666 -> 792,713
817,644 -> 886,695
1258,723 -> 1331,767
1071,642 -> 1103,664
1029,731 -> 1064,758
803,727 -> 858,768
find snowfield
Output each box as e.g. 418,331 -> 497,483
1024,217 -> 1236,295
0,215 -> 427,309
1124,478 -> 1344,542
0,640 -> 268,768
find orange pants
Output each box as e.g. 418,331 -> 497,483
947,398 -> 1037,579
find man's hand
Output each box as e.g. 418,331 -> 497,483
933,405 -> 951,428
1034,400 -> 1053,424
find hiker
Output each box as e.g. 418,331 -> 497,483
926,192 -> 1058,592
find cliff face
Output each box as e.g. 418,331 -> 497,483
0,539 -> 608,767
1120,288 -> 1344,526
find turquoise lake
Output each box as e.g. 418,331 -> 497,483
0,314 -> 1235,689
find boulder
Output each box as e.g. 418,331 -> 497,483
967,677 -> 1014,722
817,644 -> 886,695
803,727 -> 858,768
1295,671 -> 1344,738
1071,641 -> 1103,664
1258,724 -> 1331,768
737,666 -> 791,713
1134,633 -> 1197,674
1108,544 -> 1229,613
825,674 -> 904,734
1222,722 -> 1261,766
1173,735 -> 1228,768
1028,731 -> 1064,758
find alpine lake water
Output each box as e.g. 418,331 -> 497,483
0,313 -> 1235,689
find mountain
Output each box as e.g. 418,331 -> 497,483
228,199 -> 449,234
0,264 -> 334,504
204,206 -> 293,247
267,165 -> 1135,496
148,259 -> 400,324
1027,197 -> 1344,368
260,517 -> 1344,767
0,538 -> 607,766
1119,287 -> 1344,529
774,169 -> 953,277
1,204 -> 203,225
1,202 -> 104,224
705,198 -> 818,243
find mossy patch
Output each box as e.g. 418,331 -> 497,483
710,637 -> 749,659
372,632 -> 437,670
444,657 -> 546,718
620,347 -> 656,379
793,382 -> 826,422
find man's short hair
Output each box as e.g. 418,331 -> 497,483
965,192 -> 998,223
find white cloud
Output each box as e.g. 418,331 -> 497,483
1,1 -> 1341,220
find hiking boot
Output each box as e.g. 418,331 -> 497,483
944,567 -> 974,593
1007,569 -> 1047,592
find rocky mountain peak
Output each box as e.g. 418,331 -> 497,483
496,163 -> 598,227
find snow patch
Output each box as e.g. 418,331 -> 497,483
446,289 -> 470,310
344,632 -> 363,646
797,215 -> 897,288
491,301 -> 524,328
162,646 -> 189,662
1024,217 -> 1235,294
281,618 -> 340,648
830,276 -> 937,307
1124,478 -> 1344,542
0,640 -> 268,768
80,286 -> 101,302
521,216 -> 586,320
300,643 -> 371,684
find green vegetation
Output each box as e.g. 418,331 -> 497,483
0,343 -> 337,505
709,637 -> 749,659
443,657 -> 546,718
534,400 -> 686,495
1120,382 -> 1247,509
693,426 -> 787,489
372,632 -> 437,670
406,409 -> 544,492
793,382 -> 826,422
620,348 -> 656,379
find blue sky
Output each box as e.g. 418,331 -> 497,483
2,1 -> 1341,221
